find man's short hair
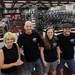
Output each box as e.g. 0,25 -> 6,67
62,23 -> 73,28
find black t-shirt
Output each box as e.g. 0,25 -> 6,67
44,36 -> 58,62
1,43 -> 18,74
17,31 -> 44,62
57,33 -> 75,59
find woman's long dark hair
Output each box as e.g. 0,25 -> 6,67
44,26 -> 54,48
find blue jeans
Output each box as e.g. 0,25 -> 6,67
58,59 -> 75,74
19,59 -> 44,75
25,59 -> 44,73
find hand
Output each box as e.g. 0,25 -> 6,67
43,61 -> 48,67
57,59 -> 60,64
20,50 -> 24,56
15,59 -> 24,66
19,47 -> 24,56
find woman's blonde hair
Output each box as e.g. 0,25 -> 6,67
3,32 -> 15,45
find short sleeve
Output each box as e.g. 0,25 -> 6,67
37,33 -> 44,47
17,35 -> 23,48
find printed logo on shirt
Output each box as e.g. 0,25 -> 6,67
53,42 -> 57,47
32,38 -> 37,43
70,39 -> 75,44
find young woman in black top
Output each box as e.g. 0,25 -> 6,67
40,26 -> 60,75
0,32 -> 23,75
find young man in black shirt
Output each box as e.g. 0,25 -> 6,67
57,23 -> 75,75
17,21 -> 44,75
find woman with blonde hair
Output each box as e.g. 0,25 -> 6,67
0,32 -> 23,75
40,26 -> 61,75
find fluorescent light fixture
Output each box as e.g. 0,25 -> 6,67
61,1 -> 67,3
17,1 -> 26,3
4,0 -> 13,2
51,1 -> 58,3
5,3 -> 12,8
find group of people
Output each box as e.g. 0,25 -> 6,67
0,21 -> 75,75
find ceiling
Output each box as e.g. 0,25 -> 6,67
0,0 -> 75,10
